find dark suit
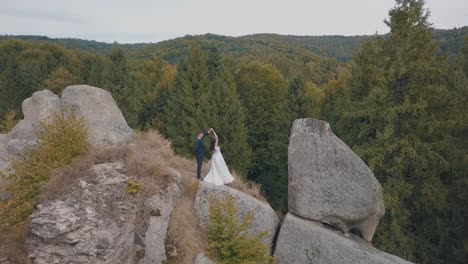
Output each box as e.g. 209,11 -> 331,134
194,132 -> 208,179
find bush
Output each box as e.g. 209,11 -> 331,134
0,113 -> 89,227
0,109 -> 18,133
127,178 -> 143,194
207,194 -> 273,264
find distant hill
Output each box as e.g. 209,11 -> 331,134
0,35 -> 148,54
1,26 -> 465,62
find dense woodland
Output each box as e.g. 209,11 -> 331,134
0,0 -> 466,263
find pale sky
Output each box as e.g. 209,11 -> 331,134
0,0 -> 466,43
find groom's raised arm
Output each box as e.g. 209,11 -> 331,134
201,130 -> 209,140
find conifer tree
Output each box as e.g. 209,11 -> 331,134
162,45 -> 251,174
163,45 -> 211,155
336,1 -> 464,262
103,46 -> 139,126
41,66 -> 79,94
288,76 -> 322,120
236,60 -> 289,210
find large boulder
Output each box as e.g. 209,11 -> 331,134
194,182 -> 279,251
27,162 -> 138,264
274,213 -> 412,264
7,90 -> 61,141
61,85 -> 133,146
288,118 -> 385,242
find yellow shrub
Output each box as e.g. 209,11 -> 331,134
127,178 -> 143,194
0,113 -> 89,227
207,194 -> 273,264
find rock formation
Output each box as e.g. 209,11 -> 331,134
7,90 -> 61,141
27,162 -> 182,264
274,118 -> 411,264
61,85 -> 134,146
0,85 -> 133,200
288,118 -> 385,242
274,213 -> 412,264
194,181 -> 279,251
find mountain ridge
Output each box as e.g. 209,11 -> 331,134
1,26 -> 465,62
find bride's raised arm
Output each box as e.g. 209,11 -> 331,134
212,129 -> 219,147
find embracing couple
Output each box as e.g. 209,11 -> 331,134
194,128 -> 234,185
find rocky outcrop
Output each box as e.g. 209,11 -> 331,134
27,162 -> 138,264
26,162 -> 181,264
7,90 -> 61,141
61,85 -> 134,146
288,118 -> 385,242
0,86 -> 134,200
274,213 -> 411,264
194,182 -> 279,250
1,90 -> 61,196
142,181 -> 182,264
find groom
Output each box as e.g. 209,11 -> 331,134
194,129 -> 210,180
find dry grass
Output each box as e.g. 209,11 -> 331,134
228,171 -> 267,202
0,221 -> 31,264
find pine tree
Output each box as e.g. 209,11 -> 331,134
236,60 -> 289,211
162,45 -> 251,174
162,45 -> 211,155
103,46 -> 139,127
288,76 -> 322,120
336,1 -> 464,262
41,66 -> 79,94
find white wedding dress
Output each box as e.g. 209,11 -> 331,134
204,146 -> 234,185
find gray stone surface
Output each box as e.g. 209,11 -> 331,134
27,162 -> 139,264
288,118 -> 385,242
7,90 -> 61,141
274,213 -> 412,264
142,182 -> 182,264
27,161 -> 183,264
194,253 -> 215,264
194,181 -> 279,250
61,85 -> 134,146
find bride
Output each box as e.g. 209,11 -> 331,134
203,128 -> 234,185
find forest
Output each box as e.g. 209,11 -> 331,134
0,1 -> 466,263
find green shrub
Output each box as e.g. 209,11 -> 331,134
207,194 -> 273,264
0,109 -> 18,133
0,113 -> 89,227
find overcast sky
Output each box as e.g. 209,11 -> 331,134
0,0 -> 466,43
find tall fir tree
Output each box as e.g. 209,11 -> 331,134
104,46 -> 139,127
204,47 -> 251,174
163,45 -> 211,155
236,60 -> 290,211
336,1 -> 465,262
162,45 -> 251,174
287,76 -> 322,120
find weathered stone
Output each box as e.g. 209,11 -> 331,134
5,139 -> 36,156
194,253 -> 215,264
274,213 -> 412,264
61,85 -> 134,146
288,118 -> 385,242
8,90 -> 61,141
0,134 -> 6,145
194,182 -> 279,251
142,182 -> 182,264
27,162 -> 139,264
